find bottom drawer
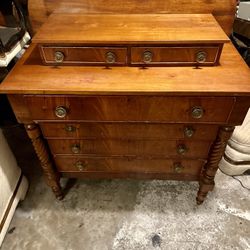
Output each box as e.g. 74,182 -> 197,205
54,156 -> 205,177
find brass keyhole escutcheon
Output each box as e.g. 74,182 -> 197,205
184,126 -> 195,138
196,51 -> 207,63
75,161 -> 87,171
177,144 -> 188,155
191,106 -> 204,119
54,51 -> 65,63
174,163 -> 184,173
55,106 -> 67,118
143,51 -> 153,63
105,52 -> 116,64
71,144 -> 81,154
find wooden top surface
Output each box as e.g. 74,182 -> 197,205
33,14 -> 229,44
0,43 -> 249,96
26,0 -> 236,35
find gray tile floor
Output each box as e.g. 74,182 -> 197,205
1,126 -> 250,250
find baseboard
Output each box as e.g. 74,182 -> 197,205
0,174 -> 29,246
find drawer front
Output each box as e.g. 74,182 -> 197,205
40,46 -> 127,65
48,139 -> 212,158
54,156 -> 205,177
130,46 -> 220,66
25,96 -> 235,123
40,122 -> 219,140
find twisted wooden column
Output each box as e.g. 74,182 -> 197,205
25,123 -> 63,200
196,126 -> 234,205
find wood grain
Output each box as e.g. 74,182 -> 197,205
40,122 -> 219,141
40,46 -> 128,65
33,14 -> 229,44
1,43 -> 249,97
54,155 -> 205,178
47,138 -> 212,158
23,95 -> 235,123
130,46 -> 221,66
28,0 -> 236,35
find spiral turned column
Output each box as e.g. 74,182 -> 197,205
25,123 -> 63,200
196,126 -> 234,205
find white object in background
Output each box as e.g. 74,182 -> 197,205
0,129 -> 28,246
237,2 -> 250,21
219,108 -> 250,175
0,31 -> 30,67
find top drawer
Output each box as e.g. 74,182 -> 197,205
130,46 -> 221,66
24,95 -> 235,123
40,46 -> 127,65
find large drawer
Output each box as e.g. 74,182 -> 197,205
48,139 -> 212,158
25,96 -> 235,123
40,122 -> 219,140
40,46 -> 127,65
54,156 -> 205,178
130,46 -> 221,66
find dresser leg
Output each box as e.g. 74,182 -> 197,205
196,126 -> 234,205
25,123 -> 63,200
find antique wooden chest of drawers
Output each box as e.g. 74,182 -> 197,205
0,12 -> 249,204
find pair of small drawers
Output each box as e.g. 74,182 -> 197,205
25,95 -> 235,179
40,45 -> 221,66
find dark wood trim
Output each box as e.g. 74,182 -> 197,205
0,173 -> 23,233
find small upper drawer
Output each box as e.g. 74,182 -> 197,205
130,46 -> 221,66
40,46 -> 127,65
24,95 -> 235,123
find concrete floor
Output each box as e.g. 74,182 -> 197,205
1,127 -> 250,250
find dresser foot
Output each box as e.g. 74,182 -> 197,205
25,123 -> 63,199
197,126 -> 234,204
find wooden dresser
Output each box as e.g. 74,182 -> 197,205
0,5 -> 250,204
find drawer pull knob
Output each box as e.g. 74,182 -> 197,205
196,51 -> 207,63
177,144 -> 188,155
184,127 -> 195,138
105,52 -> 116,64
143,51 -> 153,63
75,161 -> 86,171
65,125 -> 76,132
191,106 -> 204,119
54,51 -> 65,63
71,144 -> 81,154
174,163 -> 184,173
55,106 -> 67,118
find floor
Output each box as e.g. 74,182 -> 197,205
1,126 -> 250,250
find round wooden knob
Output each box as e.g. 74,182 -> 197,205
196,51 -> 207,63
75,161 -> 86,171
54,51 -> 65,63
71,144 -> 81,154
177,144 -> 188,155
191,106 -> 204,119
105,52 -> 116,64
174,163 -> 184,173
55,106 -> 67,118
184,127 -> 195,138
143,51 -> 153,63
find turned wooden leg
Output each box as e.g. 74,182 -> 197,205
196,126 -> 234,205
25,123 -> 63,200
